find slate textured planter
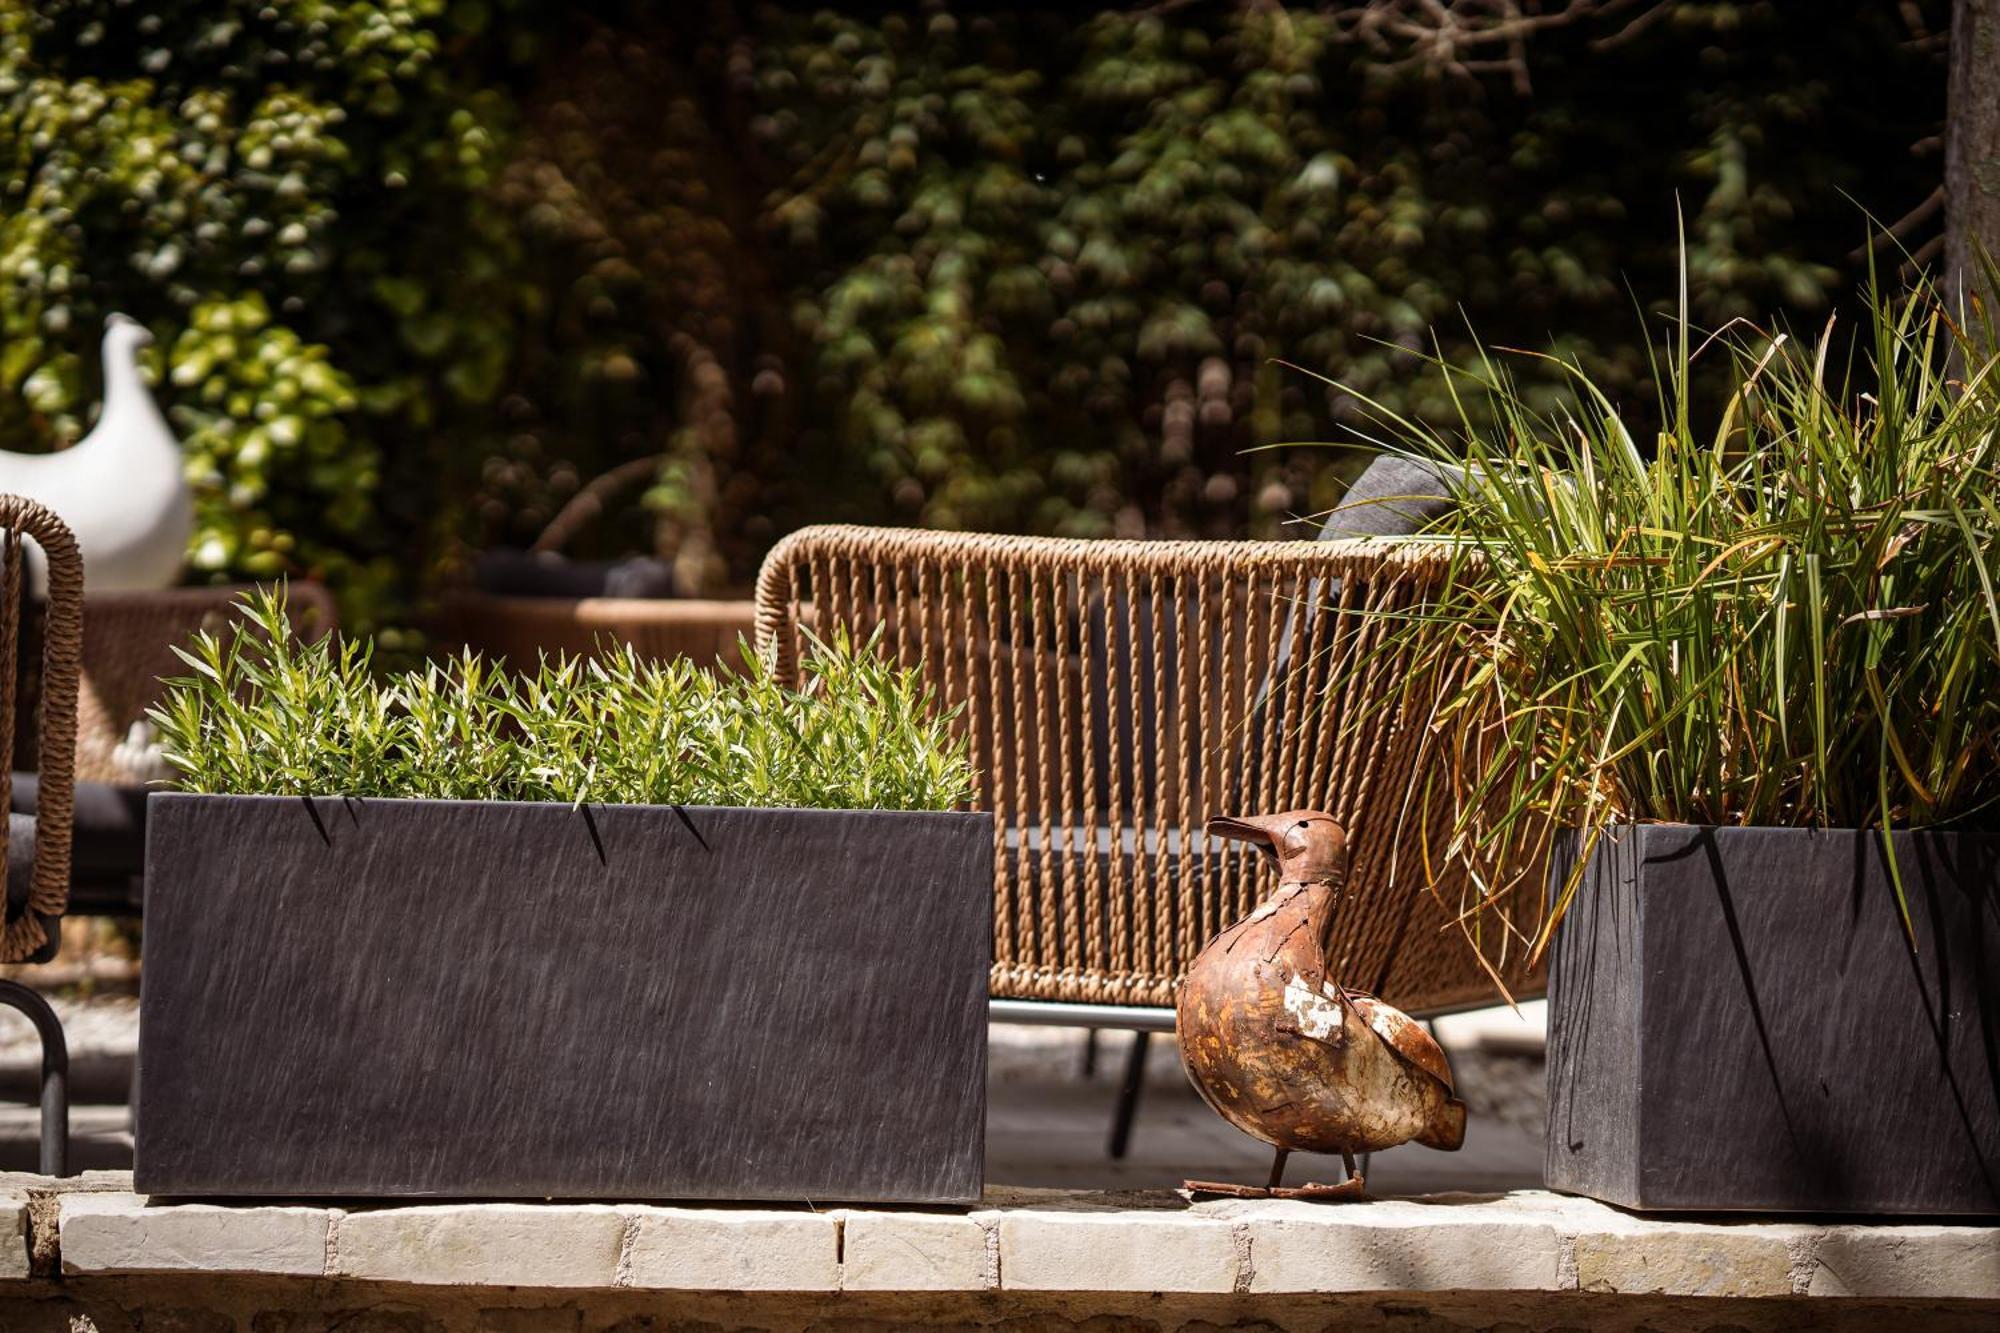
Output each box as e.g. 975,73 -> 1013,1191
1546,824 -> 2000,1215
137,793 -> 991,1204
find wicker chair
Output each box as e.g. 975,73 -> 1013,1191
0,496 -> 84,1175
754,526 -> 1541,1150
3,584 -> 338,925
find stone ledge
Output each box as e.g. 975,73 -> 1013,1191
334,1202 -> 626,1287
623,1207 -> 840,1291
998,1207 -> 1240,1292
4,1177 -> 1995,1302
61,1193 -> 328,1279
0,1194 -> 24,1282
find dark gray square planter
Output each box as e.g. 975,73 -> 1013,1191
136,793 -> 992,1204
1547,823 -> 2000,1215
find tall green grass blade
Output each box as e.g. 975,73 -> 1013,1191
1315,246 -> 2000,985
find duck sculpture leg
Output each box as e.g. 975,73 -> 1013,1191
1175,812 -> 1467,1203
1184,1144 -> 1367,1203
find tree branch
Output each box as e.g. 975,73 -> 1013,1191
1328,0 -> 1668,94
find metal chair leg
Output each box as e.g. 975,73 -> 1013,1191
1080,1027 -> 1100,1079
0,980 -> 67,1177
1107,1030 -> 1150,1160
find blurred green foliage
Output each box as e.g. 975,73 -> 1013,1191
0,0 -> 534,628
0,1 -> 1950,624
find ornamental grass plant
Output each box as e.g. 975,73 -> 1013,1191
1319,260 -> 2000,974
149,585 -> 975,812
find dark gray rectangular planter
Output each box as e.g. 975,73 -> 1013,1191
1546,823 -> 2000,1215
136,793 -> 992,1204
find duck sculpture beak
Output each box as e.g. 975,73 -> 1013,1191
1207,811 -> 1348,883
104,312 -> 154,347
1206,814 -> 1286,864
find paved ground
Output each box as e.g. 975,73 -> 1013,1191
0,993 -> 1548,1193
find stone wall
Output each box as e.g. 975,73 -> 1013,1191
0,1173 -> 1993,1332
8,1278 -> 2000,1333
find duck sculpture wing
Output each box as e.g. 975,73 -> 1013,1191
1299,911 -> 1454,1094
1341,988 -> 1455,1094
1292,866 -> 1455,1095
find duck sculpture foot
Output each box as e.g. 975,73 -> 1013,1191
1183,1148 -> 1368,1203
1175,812 -> 1469,1205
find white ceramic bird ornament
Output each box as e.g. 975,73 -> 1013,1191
0,312 -> 192,593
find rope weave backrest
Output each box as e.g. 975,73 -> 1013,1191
0,497 -> 83,963
755,525 -> 1540,1015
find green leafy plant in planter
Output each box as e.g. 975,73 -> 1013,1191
1330,266 -> 2000,946
135,584 -> 993,1205
148,584 -> 975,811
1315,261 -> 2000,1214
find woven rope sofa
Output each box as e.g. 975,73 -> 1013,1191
0,495 -> 84,1174
755,525 -> 1542,1141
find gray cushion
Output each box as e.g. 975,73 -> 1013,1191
11,772 -> 147,890
5,811 -> 58,964
8,773 -> 149,931
6,811 -> 31,916
1317,456 -> 1464,541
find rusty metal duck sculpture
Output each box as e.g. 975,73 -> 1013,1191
1176,811 -> 1466,1200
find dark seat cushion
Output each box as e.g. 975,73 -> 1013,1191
5,812 -> 58,964
10,772 -> 147,916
